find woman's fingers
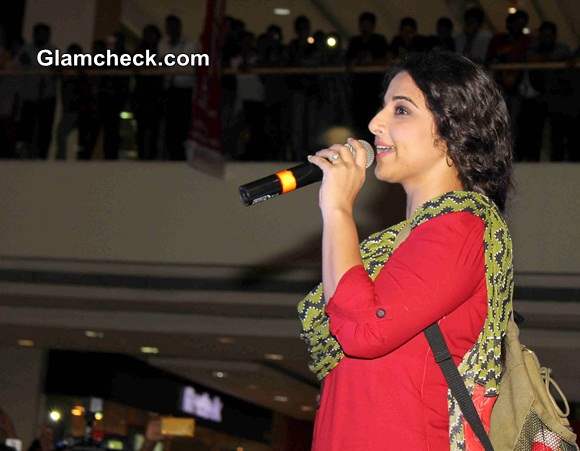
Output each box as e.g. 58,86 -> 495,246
307,154 -> 333,171
327,144 -> 355,165
314,148 -> 343,163
310,139 -> 366,168
347,138 -> 369,168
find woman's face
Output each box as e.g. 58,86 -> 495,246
368,71 -> 448,187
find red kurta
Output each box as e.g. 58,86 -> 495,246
312,211 -> 488,451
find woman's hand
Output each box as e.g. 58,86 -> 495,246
307,138 -> 368,218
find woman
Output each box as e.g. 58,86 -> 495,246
298,51 -> 514,450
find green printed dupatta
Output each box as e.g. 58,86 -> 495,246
297,190 -> 514,449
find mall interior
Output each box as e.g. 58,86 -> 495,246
0,0 -> 579,450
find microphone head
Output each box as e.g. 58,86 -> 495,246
358,140 -> 375,168
346,140 -> 374,168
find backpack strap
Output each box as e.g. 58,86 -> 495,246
424,324 -> 494,451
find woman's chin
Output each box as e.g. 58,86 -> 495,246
374,166 -> 398,183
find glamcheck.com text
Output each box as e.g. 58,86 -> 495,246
37,49 -> 210,67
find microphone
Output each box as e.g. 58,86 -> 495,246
239,140 -> 375,206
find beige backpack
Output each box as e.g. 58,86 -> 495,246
489,316 -> 578,450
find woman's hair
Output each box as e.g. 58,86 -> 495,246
382,51 -> 514,212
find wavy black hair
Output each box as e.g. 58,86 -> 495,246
382,51 -> 513,212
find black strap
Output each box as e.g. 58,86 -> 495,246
424,324 -> 494,451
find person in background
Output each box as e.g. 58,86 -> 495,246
454,7 -> 492,64
230,31 -> 266,160
0,25 -> 19,159
221,17 -> 245,69
257,24 -> 286,67
346,12 -> 389,141
346,12 -> 388,66
390,17 -> 427,59
133,24 -> 164,160
427,17 -> 455,52
79,33 -> 128,161
517,21 -> 572,161
487,10 -> 531,65
487,10 -> 531,151
159,15 -> 196,161
17,23 -> 57,159
56,43 -> 90,160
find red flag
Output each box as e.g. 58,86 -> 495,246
186,0 -> 226,177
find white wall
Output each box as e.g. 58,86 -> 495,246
0,161 -> 579,275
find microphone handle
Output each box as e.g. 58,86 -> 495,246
239,163 -> 322,206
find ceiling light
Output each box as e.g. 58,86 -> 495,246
326,36 -> 337,47
300,405 -> 314,412
264,353 -> 284,361
140,346 -> 159,354
85,330 -> 104,339
94,412 -> 104,421
274,395 -> 288,402
523,27 -> 530,35
105,439 -> 123,450
274,8 -> 290,16
71,406 -> 85,416
49,410 -> 62,422
307,36 -> 315,45
18,339 -> 34,347
217,337 -> 235,344
508,7 -> 517,14
212,371 -> 227,379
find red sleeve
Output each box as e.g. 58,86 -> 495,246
325,211 -> 485,359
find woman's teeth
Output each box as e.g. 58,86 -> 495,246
376,145 -> 396,153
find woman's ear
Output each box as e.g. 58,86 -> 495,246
432,133 -> 448,159
430,120 -> 448,155
445,152 -> 454,167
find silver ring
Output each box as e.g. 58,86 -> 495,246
344,143 -> 353,154
330,153 -> 340,161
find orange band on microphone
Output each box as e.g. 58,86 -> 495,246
276,170 -> 297,193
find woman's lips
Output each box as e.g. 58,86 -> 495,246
377,150 -> 395,158
376,145 -> 396,158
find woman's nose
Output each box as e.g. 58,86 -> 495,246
368,112 -> 385,136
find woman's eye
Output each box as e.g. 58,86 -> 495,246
394,105 -> 409,115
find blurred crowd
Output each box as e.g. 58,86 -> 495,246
1,8 -> 580,162
0,15 -> 194,161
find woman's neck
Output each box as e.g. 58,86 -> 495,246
404,179 -> 465,220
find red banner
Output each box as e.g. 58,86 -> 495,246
186,0 -> 226,177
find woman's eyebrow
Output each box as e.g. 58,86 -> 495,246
391,95 -> 419,108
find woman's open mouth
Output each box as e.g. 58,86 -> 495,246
376,145 -> 396,157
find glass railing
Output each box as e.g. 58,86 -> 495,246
0,61 -> 578,162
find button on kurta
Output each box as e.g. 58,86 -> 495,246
376,308 -> 386,318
